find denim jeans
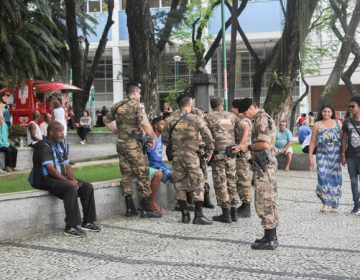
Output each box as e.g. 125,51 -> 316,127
347,158 -> 360,205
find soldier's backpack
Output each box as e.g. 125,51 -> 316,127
166,114 -> 186,161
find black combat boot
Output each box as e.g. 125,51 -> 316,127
213,207 -> 232,223
230,207 -> 238,222
251,228 -> 278,250
193,201 -> 213,225
186,192 -> 194,205
203,183 -> 215,209
178,200 -> 191,223
237,202 -> 251,218
124,196 -> 138,217
140,198 -> 162,218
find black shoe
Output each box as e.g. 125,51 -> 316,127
81,222 -> 101,232
251,228 -> 278,250
193,201 -> 213,225
351,205 -> 359,214
213,207 -> 232,223
174,201 -> 195,212
178,200 -> 191,223
125,196 -> 138,217
141,198 -> 162,218
203,184 -> 215,209
64,226 -> 86,237
231,207 -> 238,222
238,202 -> 251,218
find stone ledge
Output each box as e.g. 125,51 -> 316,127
66,131 -> 117,145
0,180 -> 175,241
276,153 -> 313,171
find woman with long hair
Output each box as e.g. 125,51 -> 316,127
308,105 -> 342,213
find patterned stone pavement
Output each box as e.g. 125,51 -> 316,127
1,169 -> 360,280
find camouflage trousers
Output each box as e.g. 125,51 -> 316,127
236,152 -> 253,203
200,158 -> 208,181
254,157 -> 279,229
116,141 -> 151,198
211,154 -> 240,208
172,151 -> 204,202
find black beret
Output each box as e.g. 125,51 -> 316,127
237,97 -> 253,113
232,99 -> 240,109
210,96 -> 223,109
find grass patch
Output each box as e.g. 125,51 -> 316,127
91,127 -> 110,132
0,163 -> 121,194
292,143 -> 302,153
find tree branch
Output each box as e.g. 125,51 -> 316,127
279,0 -> 286,16
329,0 -> 348,32
203,0 -> 249,63
83,0 -> 114,95
156,0 -> 188,55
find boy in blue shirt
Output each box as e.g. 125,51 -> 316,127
147,117 -> 174,213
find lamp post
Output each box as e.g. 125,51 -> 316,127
173,55 -> 181,93
220,0 -> 228,111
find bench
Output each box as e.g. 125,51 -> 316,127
0,180 -> 176,241
66,131 -> 117,145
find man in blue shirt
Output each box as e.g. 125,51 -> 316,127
146,117 -> 174,213
275,120 -> 293,171
298,123 -> 311,144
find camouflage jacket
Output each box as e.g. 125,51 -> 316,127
105,97 -> 149,143
252,110 -> 276,153
204,109 -> 242,153
172,107 -> 204,119
235,116 -> 253,145
162,112 -> 214,156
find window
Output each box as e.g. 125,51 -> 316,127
149,0 -> 160,8
161,0 -> 172,7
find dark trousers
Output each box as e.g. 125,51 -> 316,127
0,145 -> 17,168
347,158 -> 360,205
77,127 -> 91,141
36,177 -> 97,228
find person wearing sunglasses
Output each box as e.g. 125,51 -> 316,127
341,96 -> 360,214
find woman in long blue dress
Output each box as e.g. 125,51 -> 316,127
308,105 -> 342,213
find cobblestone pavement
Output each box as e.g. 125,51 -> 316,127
1,170 -> 360,280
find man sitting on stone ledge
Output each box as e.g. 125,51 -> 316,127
275,120 -> 293,171
30,120 -> 101,237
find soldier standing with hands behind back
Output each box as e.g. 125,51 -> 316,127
104,83 -> 161,219
205,96 -> 241,223
233,98 -> 279,250
162,94 -> 214,225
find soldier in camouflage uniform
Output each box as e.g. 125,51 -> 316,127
171,93 -> 215,209
231,99 -> 253,218
103,83 -> 161,219
234,97 -> 279,250
204,96 -> 241,223
162,95 -> 214,225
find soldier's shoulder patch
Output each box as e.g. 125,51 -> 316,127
219,118 -> 232,125
175,123 -> 188,129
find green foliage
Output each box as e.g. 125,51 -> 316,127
0,0 -> 67,87
164,79 -> 191,108
9,125 -> 27,139
302,38 -> 333,75
268,70 -> 292,90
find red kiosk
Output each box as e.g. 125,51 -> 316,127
0,80 -> 82,126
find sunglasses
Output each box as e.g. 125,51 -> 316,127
348,105 -> 358,109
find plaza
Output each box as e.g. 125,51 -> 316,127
0,169 -> 359,280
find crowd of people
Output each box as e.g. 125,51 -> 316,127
2,83 -> 360,250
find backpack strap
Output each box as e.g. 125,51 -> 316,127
111,99 -> 132,119
168,114 -> 187,140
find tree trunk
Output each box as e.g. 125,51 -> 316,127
321,0 -> 360,105
263,0 -> 318,123
228,0 -> 238,106
64,0 -> 87,121
126,1 -> 157,117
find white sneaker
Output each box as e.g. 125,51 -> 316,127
80,141 -> 85,145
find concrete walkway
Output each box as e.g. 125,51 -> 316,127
0,169 -> 359,279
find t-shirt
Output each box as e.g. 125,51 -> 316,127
275,128 -> 292,149
80,116 -> 92,128
298,125 -> 311,144
146,135 -> 167,170
32,140 -> 69,188
342,118 -> 360,159
53,107 -> 67,136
